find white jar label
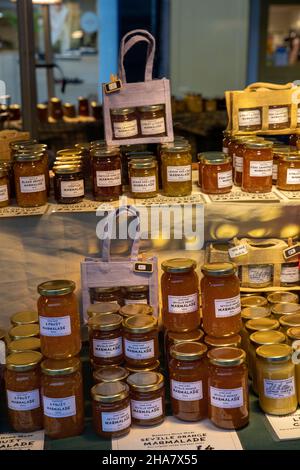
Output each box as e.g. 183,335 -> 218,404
131,397 -> 163,420
238,109 -> 261,127
268,106 -> 289,124
264,377 -> 295,399
39,315 -> 71,337
124,339 -> 154,359
131,176 -> 156,193
43,395 -> 76,418
222,147 -> 229,155
61,179 -> 84,197
101,405 -> 131,432
7,389 -> 40,411
96,169 -> 121,187
217,170 -> 232,188
249,161 -> 273,177
168,293 -> 198,314
167,165 -> 191,182
210,386 -> 243,408
0,184 -> 8,202
214,295 -> 241,318
113,120 -> 138,138
171,380 -> 203,401
272,163 -> 278,181
140,117 -> 165,135
249,265 -> 272,284
286,169 -> 300,185
20,175 -> 46,193
124,298 -> 148,305
93,337 -> 123,358
281,266 -> 299,283
235,156 -> 243,172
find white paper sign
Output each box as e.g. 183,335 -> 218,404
265,409 -> 300,440
0,431 -> 44,451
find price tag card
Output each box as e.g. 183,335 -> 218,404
275,189 -> 300,200
228,244 -> 248,258
0,430 -> 44,451
205,189 -> 281,203
0,205 -> 48,218
134,194 -> 205,207
265,409 -> 300,440
112,416 -> 243,451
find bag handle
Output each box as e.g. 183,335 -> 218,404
118,29 -> 156,83
101,206 -> 141,262
245,82 -> 294,91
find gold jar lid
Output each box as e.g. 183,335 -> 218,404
91,381 -> 129,403
162,142 -> 191,152
168,329 -> 204,344
286,327 -> 300,341
250,330 -> 286,347
280,313 -> 300,329
10,139 -> 37,150
123,315 -> 157,333
130,159 -> 157,169
91,146 -> 121,158
6,351 -> 42,371
124,285 -> 148,294
11,311 -> 38,326
281,153 -> 300,162
111,107 -> 135,115
90,139 -> 106,148
14,152 -> 44,162
256,343 -> 292,362
241,296 -> 268,308
271,303 -> 300,318
93,287 -> 120,294
170,341 -> 207,361
207,347 -> 246,366
120,304 -> 153,318
87,302 -> 120,318
245,318 -> 279,332
37,280 -> 75,296
93,366 -> 129,384
140,104 -> 164,112
127,371 -> 164,392
245,141 -> 273,149
50,97 -> 61,103
125,360 -> 160,373
41,357 -> 81,376
8,337 -> 41,353
162,258 -> 196,274
201,262 -> 237,277
56,148 -> 82,156
241,306 -> 270,322
54,165 -> 82,174
199,152 -> 231,165
204,334 -> 241,348
88,313 -> 122,331
9,324 -> 39,341
267,291 -> 299,305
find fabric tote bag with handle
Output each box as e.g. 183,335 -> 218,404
102,29 -> 174,145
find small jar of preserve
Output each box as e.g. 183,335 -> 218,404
280,313 -> 300,332
123,315 -> 159,368
9,324 -> 39,341
204,334 -> 241,349
88,313 -> 123,367
11,311 -> 38,326
129,159 -> 158,198
78,97 -> 89,117
54,165 -> 85,204
37,104 -> 48,123
111,108 -> 139,139
169,342 -> 208,421
272,303 -> 300,322
208,347 -> 249,429
90,286 -> 123,305
123,286 -> 149,305
277,154 -> 300,191
161,258 -> 200,333
139,105 -> 166,136
246,264 -> 273,288
267,291 -> 299,306
161,143 -> 192,196
63,103 -> 76,119
201,262 -> 242,337
93,366 -> 129,384
87,302 -> 120,319
242,141 -> 273,193
165,329 -> 204,366
232,136 -> 264,186
0,165 -> 10,207
91,146 -> 122,201
272,146 -> 290,183
127,371 -> 165,426
280,263 -> 300,287
256,344 -> 297,415
268,105 -> 290,130
14,153 -> 47,207
119,304 -> 153,319
91,381 -> 131,438
41,357 -> 84,439
5,351 -> 43,432
8,337 -> 41,354
37,280 -> 81,359
201,153 -> 233,194
49,97 -> 63,121
238,107 -> 262,131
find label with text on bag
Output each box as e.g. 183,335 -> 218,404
113,120 -> 138,139
171,380 -> 203,401
93,337 -> 123,358
264,377 -> 296,399
39,315 -> 71,337
7,389 -> 40,411
43,395 -> 76,418
101,405 -> 131,432
131,397 -> 163,420
141,117 -> 165,135
228,244 -> 248,258
238,109 -> 261,127
214,295 -> 241,318
124,339 -> 154,359
210,386 -> 244,408
168,293 -> 198,314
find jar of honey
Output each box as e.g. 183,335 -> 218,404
201,262 -> 242,337
277,154 -> 300,191
272,303 -> 300,321
5,351 -> 43,432
242,141 -> 273,193
111,108 -> 139,139
129,159 -> 158,198
123,286 -> 149,305
91,101 -> 101,120
41,357 -> 84,439
88,313 -> 123,367
268,105 -> 290,130
11,311 -> 38,326
8,337 -> 41,354
54,165 -> 85,204
267,291 -> 299,306
127,371 -> 165,426
37,280 -> 81,359
0,165 -> 10,207
119,304 -> 153,318
139,105 -> 166,136
91,381 -> 131,438
238,107 -> 262,131
161,258 -> 200,333
93,366 -> 129,384
161,143 -> 192,196
9,324 -> 39,341
123,315 -> 159,367
14,153 -> 48,207
200,152 -> 233,194
280,263 -> 300,287
91,146 -> 122,201
169,342 -> 208,421
208,347 -> 249,429
87,302 -> 120,319
204,334 -> 241,349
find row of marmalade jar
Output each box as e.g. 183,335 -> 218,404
110,105 -> 167,139
237,105 -> 291,132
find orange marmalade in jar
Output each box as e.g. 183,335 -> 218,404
201,152 -> 233,194
161,258 -> 200,333
277,153 -> 300,191
242,141 -> 273,193
88,313 -> 123,367
201,263 -> 242,337
165,329 -> 204,366
123,315 -> 159,368
37,280 -> 81,359
14,153 -> 47,207
5,351 -> 43,432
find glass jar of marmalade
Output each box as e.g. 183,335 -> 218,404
208,347 -> 249,429
91,146 -> 122,201
127,371 -> 165,426
54,165 -> 85,204
242,141 -> 273,193
87,302 -> 120,319
139,105 -> 166,136
8,337 -> 41,354
123,315 -> 159,368
204,334 -> 241,349
200,152 -> 233,194
91,101 -> 101,120
268,105 -> 290,130
280,263 -> 300,287
246,264 -> 273,288
277,154 -> 300,191
88,313 -> 123,367
90,286 -> 123,305
111,108 -> 139,139
161,258 -> 200,333
161,143 -> 192,196
5,351 -> 43,432
11,311 -> 38,326
9,324 -> 39,341
91,381 -> 131,438
41,357 -> 84,439
0,165 -> 10,207
119,304 -> 153,318
272,146 -> 289,183
238,107 -> 262,131
233,137 -> 263,186
201,263 -> 242,337
93,366 -> 129,384
14,153 -> 48,207
165,329 -> 204,366
37,280 -> 81,359
129,159 -> 158,198
123,286 -> 149,305
169,342 -> 208,421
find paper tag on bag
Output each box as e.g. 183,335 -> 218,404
228,244 -> 248,258
283,244 -> 300,260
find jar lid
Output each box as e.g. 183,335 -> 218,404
57,148 -> 82,156
124,285 -> 148,294
54,165 -> 82,174
75,142 -> 90,151
88,313 -> 123,331
125,360 -> 160,373
91,381 -> 129,403
41,357 -> 81,375
273,146 -> 290,156
245,141 -> 273,149
241,296 -> 268,308
50,97 -> 61,103
91,146 -> 120,158
271,303 -> 300,317
170,341 -> 207,361
6,351 -> 43,371
250,330 -> 286,346
87,302 -> 120,318
139,104 -> 164,112
127,371 -> 164,392
93,366 -> 129,384
90,139 -> 106,148
93,287 -> 120,294
9,324 -> 39,341
280,313 -> 300,328
267,291 -> 298,305
37,280 -> 75,296
111,108 -> 135,115
241,306 -> 270,321
168,329 -> 204,344
198,152 -> 230,164
123,315 -> 157,333
16,144 -> 47,152
161,142 -> 191,152
130,159 -> 157,169
256,343 -> 292,362
10,139 -> 37,150
201,262 -> 237,277
281,153 -> 300,162
286,327 -> 300,341
162,258 -> 196,273
207,347 -> 246,366
14,152 -> 44,162
245,318 -> 279,332
11,310 -> 38,326
204,334 -> 241,348
37,103 -> 48,110
120,304 -> 153,318
8,337 -> 41,353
